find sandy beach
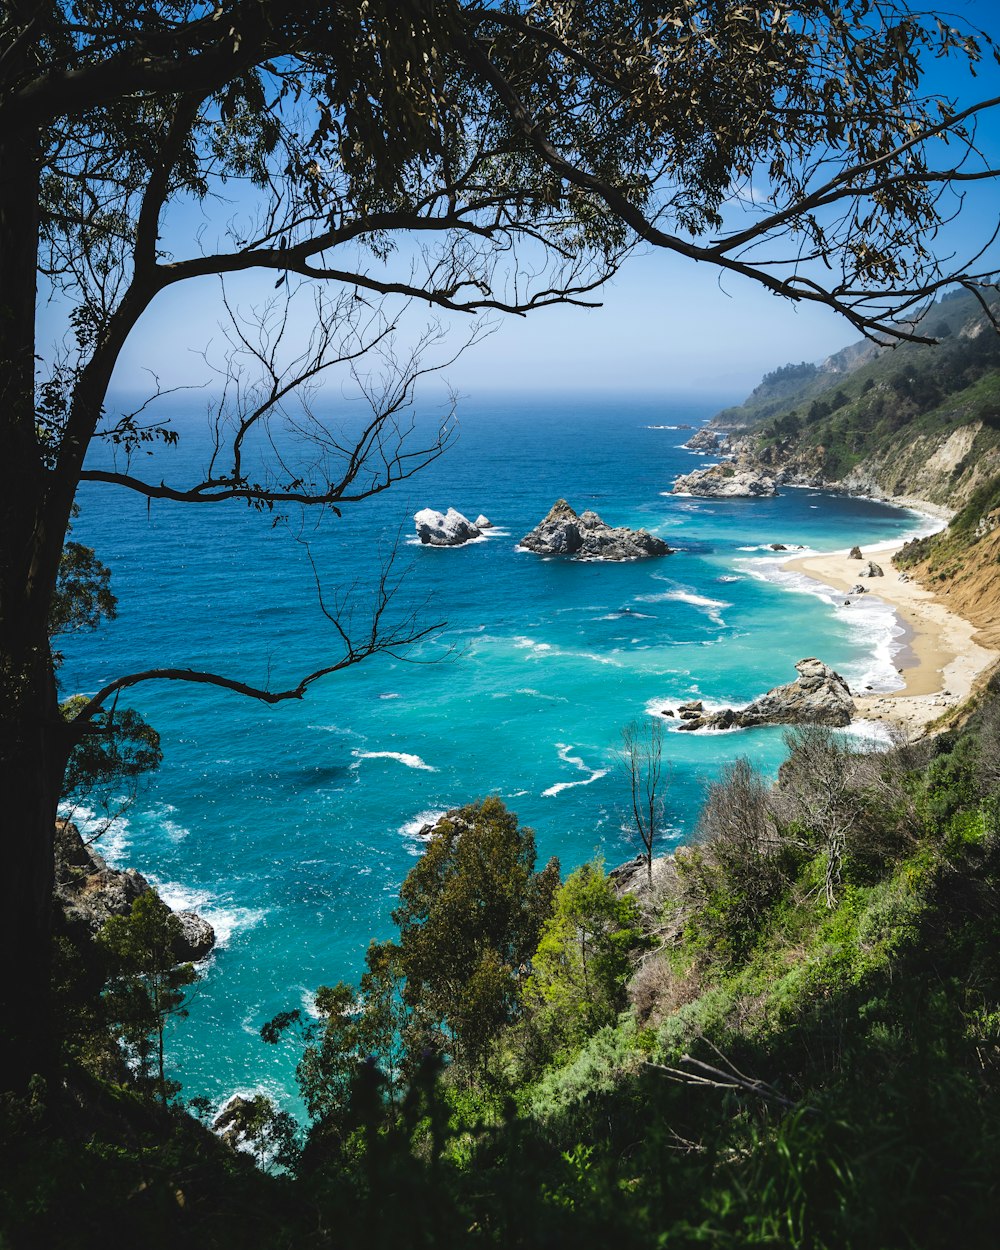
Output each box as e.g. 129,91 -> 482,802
784,541 -> 1000,738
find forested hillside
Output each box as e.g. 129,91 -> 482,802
710,287 -> 1000,511
7,685 -> 1000,1248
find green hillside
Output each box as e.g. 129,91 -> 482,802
710,287 -> 1000,506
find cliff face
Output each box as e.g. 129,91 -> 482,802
704,287 -> 1000,513
699,287 -> 1000,657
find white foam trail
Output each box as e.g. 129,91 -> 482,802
378,692 -> 401,700
351,750 -> 437,772
542,744 -> 609,797
635,586 -> 730,625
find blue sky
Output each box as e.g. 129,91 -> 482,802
88,2 -> 1000,405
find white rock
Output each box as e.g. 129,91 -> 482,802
414,507 -> 481,546
474,514 -> 493,529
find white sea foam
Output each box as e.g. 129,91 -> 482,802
162,819 -> 190,843
351,750 -> 437,772
736,556 -> 906,694
149,878 -> 266,949
512,635 -> 554,657
841,719 -> 896,749
398,809 -> 448,840
60,802 -> 133,865
542,743 -> 609,798
635,585 -> 730,625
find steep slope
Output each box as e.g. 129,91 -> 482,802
697,288 -> 1000,655
707,286 -> 1000,512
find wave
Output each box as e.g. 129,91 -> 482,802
60,802 -> 133,866
149,878 -> 267,950
542,743 -> 609,798
378,692 -> 401,700
399,808 -> 448,841
736,558 -> 906,693
635,585 -> 730,625
405,532 -> 490,548
841,719 -> 896,749
351,750 -> 437,772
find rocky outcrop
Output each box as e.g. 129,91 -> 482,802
849,546 -> 863,559
55,820 -> 215,961
683,428 -> 731,453
520,500 -> 671,560
672,464 -> 778,498
859,561 -> 884,578
661,658 -> 855,731
414,507 -> 481,546
474,514 -> 493,530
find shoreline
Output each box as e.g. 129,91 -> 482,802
783,540 -> 1000,738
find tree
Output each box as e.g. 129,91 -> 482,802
619,718 -> 669,888
2,0 -> 999,1086
264,939 -> 409,1124
97,891 -> 199,1107
527,859 -> 646,1055
391,798 -> 559,1070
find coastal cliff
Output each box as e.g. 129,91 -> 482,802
697,287 -> 1000,514
689,287 -> 1000,660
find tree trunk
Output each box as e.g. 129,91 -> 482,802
0,121 -> 69,1089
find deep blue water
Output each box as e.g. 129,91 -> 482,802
62,391 -> 932,1110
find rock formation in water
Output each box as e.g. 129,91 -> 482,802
663,658 -> 855,731
520,499 -> 670,560
672,464 -> 779,498
414,507 -> 481,546
55,820 -> 215,960
683,428 -> 732,453
474,515 -> 493,529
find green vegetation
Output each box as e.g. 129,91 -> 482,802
9,693 -> 1000,1247
720,287 -> 1000,499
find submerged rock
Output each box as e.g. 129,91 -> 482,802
520,500 -> 670,561
55,820 -> 215,962
662,658 -> 855,731
414,507 -> 481,546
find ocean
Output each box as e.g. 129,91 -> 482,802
62,390 -> 934,1111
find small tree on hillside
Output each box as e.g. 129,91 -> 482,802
620,719 -> 669,888
98,892 -> 198,1107
527,860 -> 646,1054
392,798 -> 559,1071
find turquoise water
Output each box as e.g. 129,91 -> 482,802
62,392 -> 931,1109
